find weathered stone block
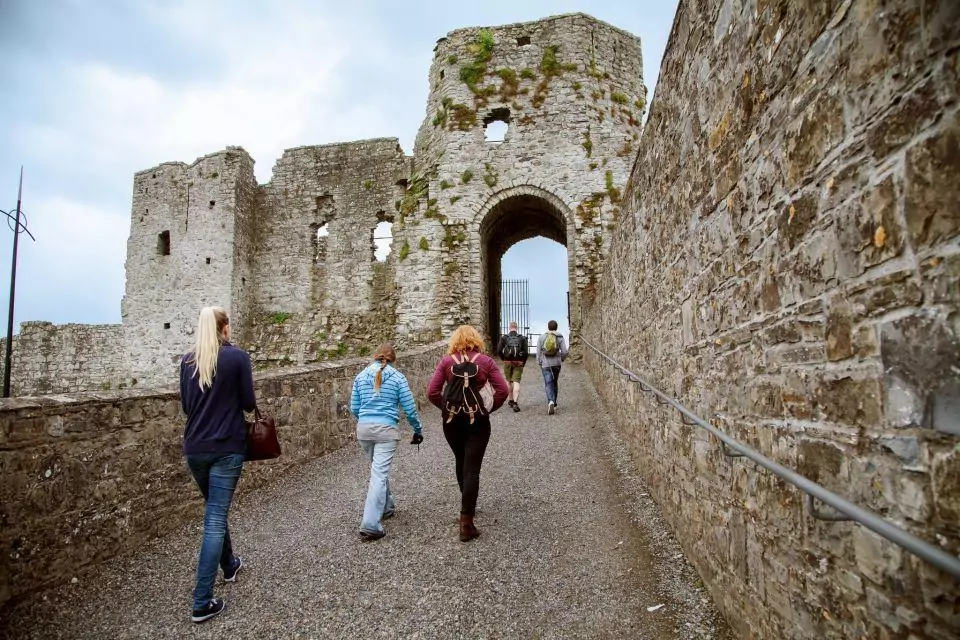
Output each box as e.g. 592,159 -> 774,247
853,528 -> 904,586
880,312 -> 960,434
797,438 -> 845,488
930,447 -> 960,525
825,297 -> 853,361
814,374 -> 883,428
904,111 -> 960,251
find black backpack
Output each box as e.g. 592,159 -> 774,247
442,353 -> 489,424
501,333 -> 525,360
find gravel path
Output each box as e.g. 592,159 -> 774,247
3,365 -> 729,639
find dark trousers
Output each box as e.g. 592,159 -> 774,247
443,414 -> 491,515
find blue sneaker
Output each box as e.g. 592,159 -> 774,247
223,556 -> 243,583
191,598 -> 225,623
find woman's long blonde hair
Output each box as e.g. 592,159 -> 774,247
190,306 -> 229,390
372,343 -> 396,393
447,325 -> 484,355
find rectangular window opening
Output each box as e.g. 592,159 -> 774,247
163,322 -> 171,329
157,230 -> 171,256
206,257 -> 211,264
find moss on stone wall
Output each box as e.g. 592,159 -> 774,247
458,29 -> 494,94
483,163 -> 498,188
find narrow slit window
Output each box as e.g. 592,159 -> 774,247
315,223 -> 330,263
157,230 -> 171,256
373,221 -> 393,261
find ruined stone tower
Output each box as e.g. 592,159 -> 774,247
395,13 -> 645,340
121,147 -> 257,384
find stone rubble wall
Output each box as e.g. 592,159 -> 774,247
241,138 -> 411,365
252,138 -> 410,317
582,1 -> 960,638
0,322 -> 129,396
0,341 -> 446,608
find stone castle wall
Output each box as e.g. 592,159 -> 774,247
0,341 -> 445,607
582,1 -> 960,638
0,322 -> 128,396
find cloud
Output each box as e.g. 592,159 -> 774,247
4,0 -> 409,327
1,0 -> 679,331
13,196 -> 128,325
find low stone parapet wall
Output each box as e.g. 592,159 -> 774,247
0,342 -> 445,607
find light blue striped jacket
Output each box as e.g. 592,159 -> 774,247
350,362 -> 422,434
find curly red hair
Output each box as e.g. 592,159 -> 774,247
447,325 -> 485,355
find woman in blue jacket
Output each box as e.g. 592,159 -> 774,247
180,306 -> 256,623
350,343 -> 423,540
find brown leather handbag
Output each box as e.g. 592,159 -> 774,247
245,408 -> 281,461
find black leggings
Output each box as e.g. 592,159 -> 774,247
443,414 -> 491,515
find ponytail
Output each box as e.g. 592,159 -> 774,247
371,342 -> 397,394
374,359 -> 388,393
190,306 -> 229,390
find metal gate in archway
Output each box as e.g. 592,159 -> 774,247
499,279 -> 529,339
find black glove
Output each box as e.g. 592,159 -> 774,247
411,432 -> 423,445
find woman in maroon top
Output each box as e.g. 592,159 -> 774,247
427,325 -> 509,541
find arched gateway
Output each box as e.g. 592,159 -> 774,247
475,185 -> 573,342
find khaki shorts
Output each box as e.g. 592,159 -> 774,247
502,362 -> 524,383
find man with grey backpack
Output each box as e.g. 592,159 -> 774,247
536,320 -> 569,415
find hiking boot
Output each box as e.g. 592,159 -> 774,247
459,514 -> 480,542
548,401 -> 556,415
382,509 -> 396,520
512,402 -> 521,412
222,556 -> 243,583
359,529 -> 386,542
191,598 -> 225,623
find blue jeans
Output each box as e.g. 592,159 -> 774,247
541,365 -> 561,404
358,439 -> 398,534
186,452 -> 244,610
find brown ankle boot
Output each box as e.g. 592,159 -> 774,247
459,514 -> 480,542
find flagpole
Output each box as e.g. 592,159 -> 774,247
3,168 -> 31,397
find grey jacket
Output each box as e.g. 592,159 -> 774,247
536,332 -> 568,368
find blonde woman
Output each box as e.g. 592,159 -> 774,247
350,343 -> 423,541
427,325 -> 509,541
179,306 -> 256,623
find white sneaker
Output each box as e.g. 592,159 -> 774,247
548,401 -> 556,415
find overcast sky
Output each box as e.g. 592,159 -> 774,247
0,0 -> 679,336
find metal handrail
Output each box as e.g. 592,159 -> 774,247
576,332 -> 960,579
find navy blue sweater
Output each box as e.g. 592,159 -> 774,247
180,343 -> 257,455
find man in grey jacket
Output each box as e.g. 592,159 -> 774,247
536,320 -> 569,415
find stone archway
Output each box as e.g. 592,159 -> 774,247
474,185 -> 574,343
